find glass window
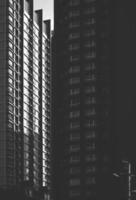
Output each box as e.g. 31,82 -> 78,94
9,0 -> 13,4
69,43 -> 80,51
85,62 -> 96,70
9,15 -> 13,23
85,108 -> 96,116
69,21 -> 80,28
70,155 -> 80,163
8,68 -> 13,76
85,119 -> 96,128
9,50 -> 13,58
85,154 -> 96,162
24,71 -> 29,80
69,10 -> 80,17
84,7 -> 96,14
84,51 -> 96,59
69,65 -> 80,73
8,77 -> 13,85
85,17 -> 96,25
86,166 -> 96,173
70,132 -> 80,141
70,55 -> 80,62
70,167 -> 80,174
85,74 -> 96,81
84,29 -> 95,37
9,33 -> 14,40
70,88 -> 80,95
9,24 -> 14,32
69,144 -> 80,152
86,177 -> 96,185
69,178 -> 80,186
69,190 -> 80,197
69,32 -> 80,39
85,86 -> 95,93
24,95 -> 29,104
69,0 -> 80,6
70,121 -> 80,129
69,110 -> 80,118
85,96 -> 96,104
69,77 -> 80,84
86,143 -> 95,151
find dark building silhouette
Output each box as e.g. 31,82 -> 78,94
53,0 -> 115,200
0,0 -> 51,199
114,1 -> 136,161
53,0 -> 136,200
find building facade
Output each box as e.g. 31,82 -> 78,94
53,0 -> 115,200
0,0 -> 51,199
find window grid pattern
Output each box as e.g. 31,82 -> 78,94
42,34 -> 51,188
23,12 -> 33,182
7,0 -> 22,185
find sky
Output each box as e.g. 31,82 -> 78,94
34,0 -> 54,30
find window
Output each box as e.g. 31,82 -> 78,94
84,29 -> 95,37
69,178 -> 80,186
70,88 -> 80,95
9,50 -> 13,58
8,77 -> 13,85
70,155 -> 80,163
69,77 -> 80,84
85,96 -> 96,104
85,74 -> 96,81
84,40 -> 96,48
69,65 -> 80,73
85,86 -> 95,94
85,119 -> 96,128
69,10 -> 80,18
85,62 -> 96,71
85,131 -> 96,139
86,177 -> 96,185
9,0 -> 13,4
70,167 -> 80,174
8,68 -> 13,76
24,71 -> 29,80
69,144 -> 80,152
84,51 -> 96,59
9,41 -> 14,49
69,32 -> 80,39
85,154 -> 96,162
69,110 -> 80,118
69,190 -> 80,197
70,98 -> 80,107
86,166 -> 96,173
70,132 -> 80,141
85,108 -> 96,116
85,17 -> 96,25
69,0 -> 80,6
9,24 -> 14,32
9,15 -> 13,23
69,43 -> 80,51
86,142 -> 95,151
69,21 -> 80,28
70,55 -> 80,62
84,7 -> 96,14
8,6 -> 14,15
70,121 -> 80,129
8,59 -> 13,67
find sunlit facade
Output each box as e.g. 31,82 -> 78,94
0,0 -> 51,198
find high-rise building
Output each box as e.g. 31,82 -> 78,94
0,0 -> 51,199
53,0 -> 115,200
